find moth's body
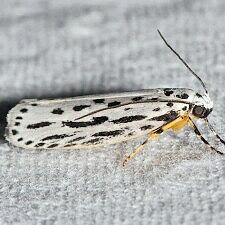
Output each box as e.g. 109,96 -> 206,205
6,88 -> 212,150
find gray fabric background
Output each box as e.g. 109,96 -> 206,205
0,0 -> 225,224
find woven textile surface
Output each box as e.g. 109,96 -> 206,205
0,0 -> 225,224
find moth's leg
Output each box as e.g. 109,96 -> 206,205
123,139 -> 149,167
160,113 -> 189,132
123,114 -> 190,166
188,117 -> 224,155
204,118 -> 225,145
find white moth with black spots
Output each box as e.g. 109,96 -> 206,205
5,30 -> 225,166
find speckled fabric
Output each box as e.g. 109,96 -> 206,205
1,0 -> 225,224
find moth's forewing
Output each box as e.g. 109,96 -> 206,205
6,88 -> 194,149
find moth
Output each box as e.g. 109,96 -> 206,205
5,30 -> 225,166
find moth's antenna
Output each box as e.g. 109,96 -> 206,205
157,29 -> 208,94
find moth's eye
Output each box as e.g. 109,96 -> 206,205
192,105 -> 206,118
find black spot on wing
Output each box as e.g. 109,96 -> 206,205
62,116 -> 108,128
35,143 -> 45,147
150,97 -> 158,101
67,136 -> 86,143
196,93 -> 202,98
52,108 -> 64,115
153,107 -> 160,111
47,143 -> 59,148
108,101 -> 121,107
164,89 -> 174,96
92,130 -> 124,137
124,108 -> 131,111
31,103 -> 38,106
25,140 -> 33,145
150,111 -> 178,121
167,102 -> 173,107
42,133 -> 74,141
17,138 -> 23,142
16,116 -> 23,120
27,122 -> 54,129
182,106 -> 188,111
140,125 -> 154,130
176,93 -> 189,99
12,129 -> 18,135
132,96 -> 144,101
64,143 -> 77,147
15,122 -> 20,126
73,105 -> 90,111
83,138 -> 103,145
93,98 -> 105,104
92,116 -> 108,123
20,108 -> 28,113
110,115 -> 147,124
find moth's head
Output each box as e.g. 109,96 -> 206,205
191,93 -> 213,118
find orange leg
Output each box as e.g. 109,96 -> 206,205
123,113 -> 190,166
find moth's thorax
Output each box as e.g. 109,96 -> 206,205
191,93 -> 213,118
